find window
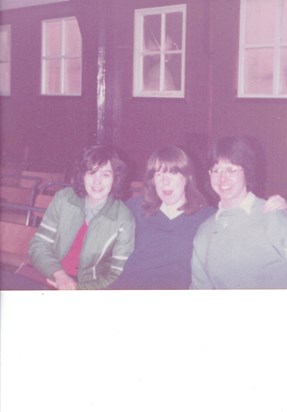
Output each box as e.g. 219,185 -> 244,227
0,25 -> 11,96
133,4 -> 186,98
238,0 -> 287,98
41,17 -> 82,96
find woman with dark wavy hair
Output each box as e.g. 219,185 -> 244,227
29,145 -> 135,290
191,136 -> 287,289
110,145 -> 214,289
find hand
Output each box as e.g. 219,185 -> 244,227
264,195 -> 287,213
47,270 -> 77,290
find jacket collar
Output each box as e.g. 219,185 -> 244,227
68,190 -> 118,221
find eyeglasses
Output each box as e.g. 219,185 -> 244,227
208,165 -> 243,177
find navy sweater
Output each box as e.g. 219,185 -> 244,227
111,197 -> 214,290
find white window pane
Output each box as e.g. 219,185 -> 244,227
281,0 -> 287,43
134,5 -> 185,98
44,59 -> 61,94
0,62 -> 10,94
65,19 -> 82,56
244,48 -> 273,94
64,58 -> 82,94
143,55 -> 160,90
144,15 -> 161,52
45,21 -> 61,57
166,12 -> 182,50
280,47 -> 287,94
0,29 -> 10,60
165,54 -> 181,90
245,0 -> 275,44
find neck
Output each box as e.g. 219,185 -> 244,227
160,203 -> 184,219
221,191 -> 248,209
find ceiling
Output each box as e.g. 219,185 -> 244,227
0,0 -> 69,11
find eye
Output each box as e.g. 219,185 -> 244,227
211,168 -> 220,175
230,167 -> 239,174
102,171 -> 113,178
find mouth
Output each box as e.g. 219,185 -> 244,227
162,190 -> 173,196
91,187 -> 103,193
219,185 -> 231,191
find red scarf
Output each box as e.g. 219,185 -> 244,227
61,223 -> 88,277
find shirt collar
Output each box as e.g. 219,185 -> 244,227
84,198 -> 107,223
215,192 -> 255,220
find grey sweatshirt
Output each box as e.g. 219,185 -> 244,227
191,192 -> 287,289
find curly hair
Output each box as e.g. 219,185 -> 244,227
208,136 -> 259,192
73,145 -> 129,199
143,145 -> 206,215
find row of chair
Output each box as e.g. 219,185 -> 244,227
0,173 -> 63,285
0,170 -> 69,226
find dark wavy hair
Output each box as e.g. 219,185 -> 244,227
143,145 -> 206,215
208,136 -> 259,192
73,145 -> 128,199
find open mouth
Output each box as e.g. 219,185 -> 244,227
91,187 -> 103,193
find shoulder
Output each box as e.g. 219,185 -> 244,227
192,205 -> 215,222
107,197 -> 135,222
187,205 -> 216,229
194,210 -> 216,239
51,187 -> 82,208
250,195 -> 266,212
251,195 -> 287,223
125,196 -> 144,215
54,186 -> 77,201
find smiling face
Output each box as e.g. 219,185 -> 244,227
84,161 -> 114,207
209,159 -> 248,209
153,167 -> 187,209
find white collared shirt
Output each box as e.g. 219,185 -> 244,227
215,191 -> 256,220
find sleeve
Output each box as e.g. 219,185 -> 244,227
28,190 -> 65,278
265,210 -> 287,264
190,232 -> 214,290
77,212 -> 136,290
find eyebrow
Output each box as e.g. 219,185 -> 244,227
88,167 -> 113,174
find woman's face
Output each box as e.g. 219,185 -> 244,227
84,160 -> 114,207
153,166 -> 186,208
209,158 -> 247,208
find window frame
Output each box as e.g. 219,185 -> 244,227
133,4 -> 187,99
41,16 -> 82,96
238,0 -> 287,99
0,24 -> 11,96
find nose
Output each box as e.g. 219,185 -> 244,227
218,170 -> 229,183
162,174 -> 170,185
93,172 -> 102,184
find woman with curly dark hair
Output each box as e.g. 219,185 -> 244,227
29,145 -> 135,290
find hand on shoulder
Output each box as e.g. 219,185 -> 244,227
264,195 -> 286,213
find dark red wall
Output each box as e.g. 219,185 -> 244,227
1,0 -> 286,197
1,1 -> 99,170
208,0 -> 287,197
